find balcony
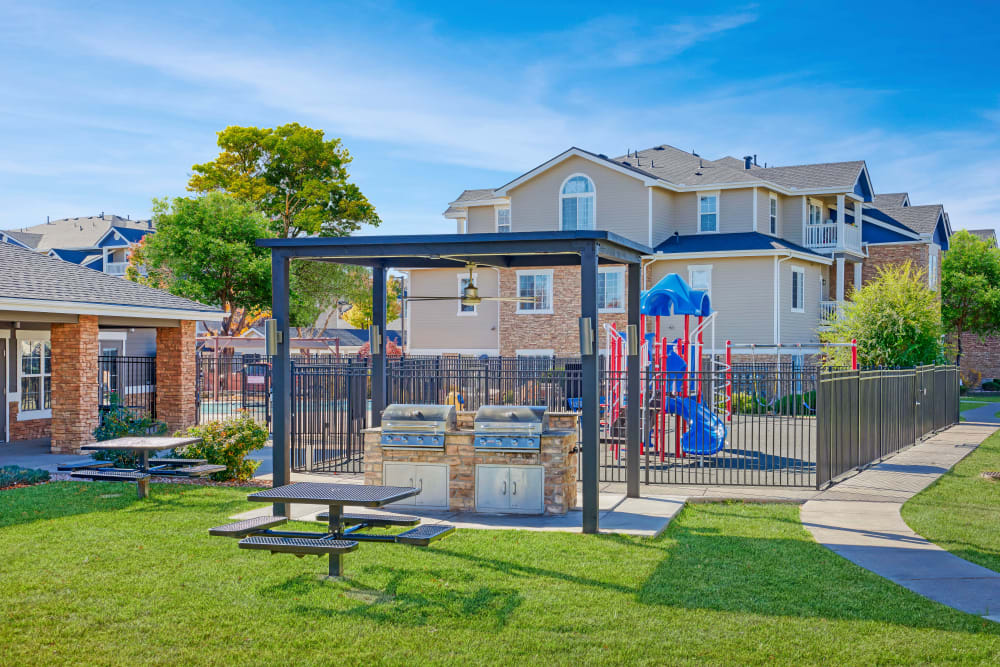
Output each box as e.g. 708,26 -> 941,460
819,300 -> 843,328
805,220 -> 862,254
105,262 -> 128,276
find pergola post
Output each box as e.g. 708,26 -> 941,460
270,251 -> 292,517
626,262 -> 641,498
580,243 -> 600,534
371,263 -> 387,427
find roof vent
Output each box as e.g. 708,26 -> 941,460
692,150 -> 700,157
598,153 -> 608,159
743,155 -> 753,170
653,146 -> 664,151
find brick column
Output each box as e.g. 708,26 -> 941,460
156,321 -> 197,433
50,315 -> 100,454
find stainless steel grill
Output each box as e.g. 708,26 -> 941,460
380,404 -> 456,448
474,405 -> 548,450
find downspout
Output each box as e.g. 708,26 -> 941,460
774,253 -> 792,345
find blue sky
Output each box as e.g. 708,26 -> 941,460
1,0 -> 998,235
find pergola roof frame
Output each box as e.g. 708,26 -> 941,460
260,230 -> 648,533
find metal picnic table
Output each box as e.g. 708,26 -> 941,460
65,436 -> 219,498
210,482 -> 455,577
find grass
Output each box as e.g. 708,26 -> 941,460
902,429 -> 1000,575
2,482 -> 999,665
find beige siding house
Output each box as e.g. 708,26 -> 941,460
407,144 -> 951,358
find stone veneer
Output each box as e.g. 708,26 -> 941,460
7,403 -> 52,441
50,315 -> 100,454
364,411 -> 578,514
155,321 -> 198,433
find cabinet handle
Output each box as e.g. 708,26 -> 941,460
419,478 -> 423,490
502,480 -> 507,495
512,481 -> 517,495
409,477 -> 414,487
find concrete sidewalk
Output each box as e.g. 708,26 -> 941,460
801,422 -> 1000,623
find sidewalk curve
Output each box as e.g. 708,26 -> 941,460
801,422 -> 1000,622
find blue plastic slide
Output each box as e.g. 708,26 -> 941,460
661,395 -> 728,456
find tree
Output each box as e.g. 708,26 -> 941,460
130,193 -> 272,336
821,262 -> 944,367
941,230 -> 1000,367
338,267 -> 404,329
189,123 -> 381,326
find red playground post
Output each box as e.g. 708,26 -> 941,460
851,339 -> 858,370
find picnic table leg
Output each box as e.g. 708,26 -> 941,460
140,451 -> 149,472
136,477 -> 150,499
327,504 -> 344,577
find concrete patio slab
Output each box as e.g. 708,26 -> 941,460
0,438 -> 89,473
802,421 -> 1000,622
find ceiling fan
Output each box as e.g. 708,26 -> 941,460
405,263 -> 535,307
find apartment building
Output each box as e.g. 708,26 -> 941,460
405,145 -> 950,357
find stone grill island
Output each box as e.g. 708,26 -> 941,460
364,404 -> 578,515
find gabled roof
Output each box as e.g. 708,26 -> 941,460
874,204 -> 945,236
443,189 -> 499,217
653,231 -> 829,263
873,192 -> 910,208
47,248 -> 102,265
0,230 -> 39,249
96,225 -> 152,248
749,161 -> 870,194
612,145 -> 761,188
2,214 -> 153,251
0,242 -> 221,319
966,229 -> 997,246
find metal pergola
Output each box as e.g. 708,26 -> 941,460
258,231 -> 649,533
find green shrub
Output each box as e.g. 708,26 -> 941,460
174,414 -> 267,482
0,465 -> 50,488
983,380 -> 1000,391
774,391 -> 817,415
91,393 -> 167,467
715,391 -> 757,415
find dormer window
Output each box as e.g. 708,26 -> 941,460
560,175 -> 595,230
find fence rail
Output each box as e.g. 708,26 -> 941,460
98,355 -> 156,420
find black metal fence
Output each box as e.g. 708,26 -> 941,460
98,355 -> 156,420
816,365 -> 959,487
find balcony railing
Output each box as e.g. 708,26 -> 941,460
105,262 -> 128,276
805,221 -> 862,253
819,300 -> 842,327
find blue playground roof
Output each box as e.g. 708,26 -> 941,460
641,273 -> 711,317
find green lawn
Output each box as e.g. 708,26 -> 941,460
2,482 -> 999,665
902,429 -> 1000,575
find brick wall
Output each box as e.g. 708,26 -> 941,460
497,266 -> 631,356
155,320 -> 197,433
50,315 -> 99,454
7,403 -> 51,441
862,243 -> 935,286
958,333 -> 1000,385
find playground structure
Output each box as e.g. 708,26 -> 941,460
602,273 -> 859,468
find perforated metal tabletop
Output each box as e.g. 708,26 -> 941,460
247,482 -> 420,507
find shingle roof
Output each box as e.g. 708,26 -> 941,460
871,204 -> 944,235
109,225 -> 153,243
966,229 -> 997,246
3,214 -> 154,251
873,193 -> 909,208
2,230 -> 43,248
0,242 -> 220,315
444,189 -> 498,216
654,231 -> 825,259
48,248 -> 102,265
612,145 -> 761,187
748,161 -> 865,190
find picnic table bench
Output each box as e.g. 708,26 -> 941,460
63,436 -> 209,498
210,482 -> 455,577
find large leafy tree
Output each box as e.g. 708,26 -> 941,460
941,230 -> 1000,367
336,266 -> 404,329
130,193 -> 272,336
188,124 -> 380,325
821,262 -> 944,367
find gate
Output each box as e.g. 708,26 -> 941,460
290,362 -> 369,473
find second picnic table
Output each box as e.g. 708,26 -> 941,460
210,482 -> 456,576
64,436 -> 220,498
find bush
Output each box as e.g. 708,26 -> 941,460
983,380 -> 1000,391
0,465 -> 50,489
716,391 -> 757,414
774,391 -> 817,415
91,393 -> 167,467
174,414 -> 267,482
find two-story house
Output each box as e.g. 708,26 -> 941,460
405,144 -> 950,359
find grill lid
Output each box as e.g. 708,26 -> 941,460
382,404 -> 456,431
474,405 -> 549,431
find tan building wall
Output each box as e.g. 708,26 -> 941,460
466,205 -> 496,234
719,188 -> 754,233
779,259 -> 823,345
406,268 -> 500,353
508,155 -> 649,244
781,195 -> 805,246
650,188 -> 673,247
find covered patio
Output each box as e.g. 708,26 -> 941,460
258,231 -> 650,532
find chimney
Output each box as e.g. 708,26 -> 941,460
753,154 -> 758,166
743,155 -> 753,170
46,215 -> 50,224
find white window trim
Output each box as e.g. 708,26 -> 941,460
15,329 -> 52,420
791,266 -> 805,314
495,206 -> 511,233
928,245 -> 939,289
807,198 -> 823,226
768,193 -> 778,236
515,269 -> 554,315
598,266 -> 626,313
558,173 -> 596,231
457,271 -> 479,317
687,264 -> 713,300
696,190 -> 720,234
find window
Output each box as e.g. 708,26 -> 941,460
560,175 -> 595,230
496,207 -> 511,233
808,202 -> 822,225
769,194 -> 778,235
688,265 -> 712,300
929,250 -> 938,288
598,268 -> 624,312
458,272 -> 478,315
516,270 -> 553,313
19,338 -> 51,416
698,192 -> 719,233
791,267 -> 805,313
